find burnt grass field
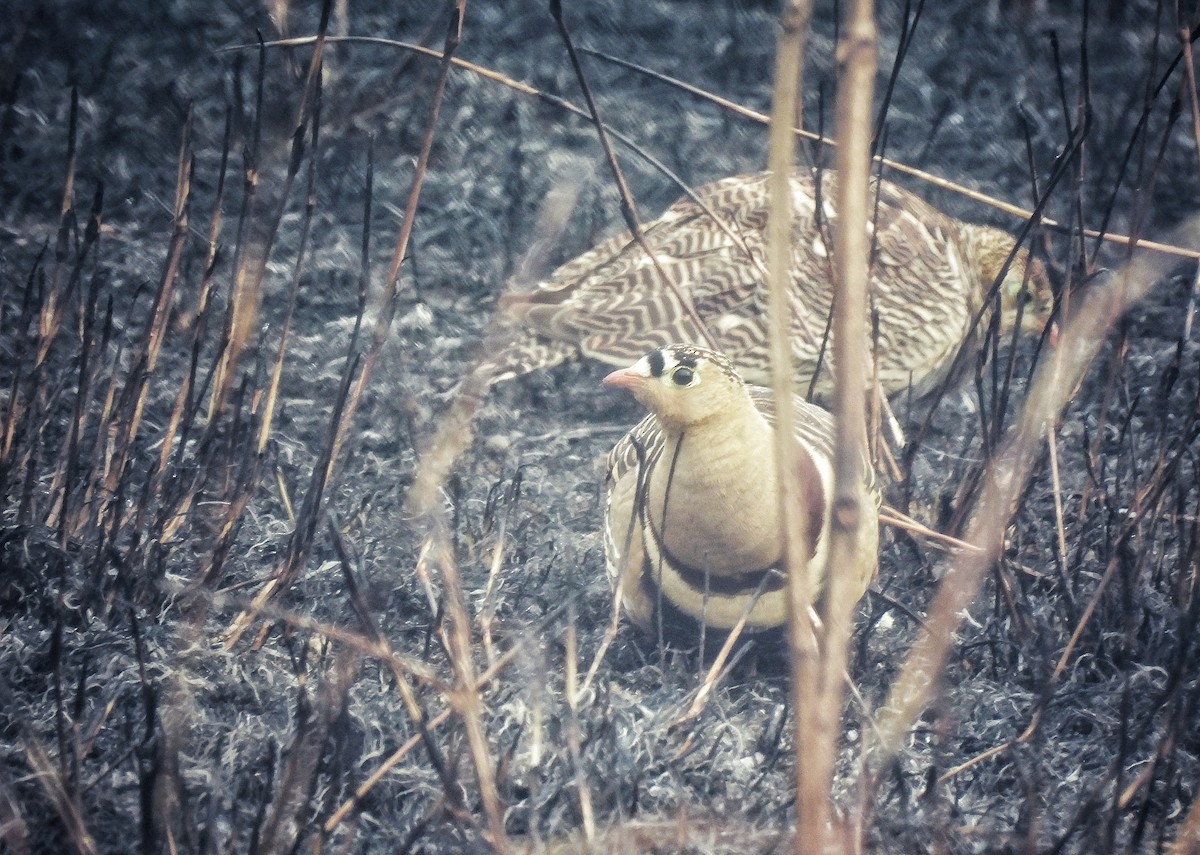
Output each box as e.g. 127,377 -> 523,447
1,0 -> 1199,852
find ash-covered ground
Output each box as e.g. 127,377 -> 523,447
1,1 -> 1198,853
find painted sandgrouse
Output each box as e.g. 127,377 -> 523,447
603,345 -> 881,637
487,168 -> 1053,400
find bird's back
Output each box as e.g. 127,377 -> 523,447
492,169 -> 989,399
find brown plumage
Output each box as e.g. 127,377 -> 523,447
486,168 -> 1053,400
603,345 -> 880,638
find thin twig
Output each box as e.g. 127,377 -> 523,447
429,527 -> 512,854
575,46 -> 1200,262
548,0 -> 717,349
870,213 -> 1195,773
239,34 -> 1200,262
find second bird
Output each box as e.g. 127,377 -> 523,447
488,168 -> 1054,400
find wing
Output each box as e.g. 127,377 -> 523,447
746,386 -> 881,507
507,173 -> 777,366
603,413 -> 663,631
747,386 -> 882,609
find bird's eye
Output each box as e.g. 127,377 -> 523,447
1004,276 -> 1031,305
670,365 -> 695,386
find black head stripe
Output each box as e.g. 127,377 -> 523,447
664,344 -> 740,385
646,345 -> 743,386
666,344 -> 705,368
647,348 -> 666,377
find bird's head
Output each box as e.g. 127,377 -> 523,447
969,224 -> 1056,342
603,345 -> 748,430
998,255 -> 1055,341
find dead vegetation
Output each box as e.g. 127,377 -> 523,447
0,0 -> 1198,853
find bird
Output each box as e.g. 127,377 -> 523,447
485,168 -> 1054,401
602,344 -> 881,640
406,168 -> 1052,516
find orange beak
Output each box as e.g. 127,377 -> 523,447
603,367 -> 646,390
1046,320 -> 1060,349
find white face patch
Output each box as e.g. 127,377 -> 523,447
629,354 -> 655,378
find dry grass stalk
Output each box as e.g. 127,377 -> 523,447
576,545 -> 629,704
877,506 -> 982,555
23,737 -> 96,855
0,775 -> 30,855
428,525 -> 513,854
816,0 -> 877,851
210,1 -> 332,418
154,110 -> 232,495
256,72 -> 322,456
99,110 -> 193,505
1045,421 -> 1073,599
673,571 -> 788,725
34,88 -> 79,369
45,188 -> 104,543
761,0 -> 823,850
562,607 -> 597,846
1182,23 -> 1200,176
478,477 -> 518,667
